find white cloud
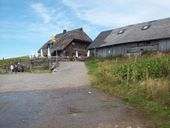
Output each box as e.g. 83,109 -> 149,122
31,2 -> 73,31
31,3 -> 51,23
62,0 -> 170,27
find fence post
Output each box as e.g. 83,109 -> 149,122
127,65 -> 130,88
29,59 -> 33,72
48,57 -> 52,70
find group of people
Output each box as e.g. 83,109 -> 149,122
9,62 -> 56,73
10,63 -> 24,73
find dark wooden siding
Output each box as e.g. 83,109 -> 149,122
64,41 -> 89,56
158,39 -> 170,51
90,39 -> 170,57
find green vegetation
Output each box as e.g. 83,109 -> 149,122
85,53 -> 170,128
0,56 -> 52,74
31,67 -> 51,73
0,56 -> 29,66
0,56 -> 29,74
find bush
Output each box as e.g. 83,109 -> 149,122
114,56 -> 170,80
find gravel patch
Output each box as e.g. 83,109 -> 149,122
0,62 -> 89,93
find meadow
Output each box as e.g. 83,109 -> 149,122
0,56 -> 51,73
86,52 -> 170,128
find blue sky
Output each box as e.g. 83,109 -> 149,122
0,0 -> 170,59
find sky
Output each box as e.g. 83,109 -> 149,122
0,0 -> 170,59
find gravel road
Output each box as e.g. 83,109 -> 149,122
0,62 -> 89,93
0,62 -> 154,128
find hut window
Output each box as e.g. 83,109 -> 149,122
117,29 -> 125,34
141,25 -> 151,30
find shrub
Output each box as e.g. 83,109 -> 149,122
86,54 -> 170,128
114,56 -> 170,81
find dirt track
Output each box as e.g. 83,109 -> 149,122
0,62 -> 89,93
0,62 -> 154,128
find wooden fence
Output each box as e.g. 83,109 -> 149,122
0,57 -> 58,73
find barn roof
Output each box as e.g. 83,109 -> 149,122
88,17 -> 170,49
38,28 -> 92,52
87,30 -> 112,50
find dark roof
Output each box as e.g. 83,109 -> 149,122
87,30 -> 112,49
88,17 -> 170,49
38,28 -> 92,52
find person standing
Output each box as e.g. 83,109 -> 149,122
51,63 -> 56,72
14,63 -> 18,74
10,64 -> 14,73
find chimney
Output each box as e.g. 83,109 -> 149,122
80,27 -> 83,31
63,29 -> 67,34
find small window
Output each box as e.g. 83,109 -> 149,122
117,29 -> 125,34
141,25 -> 151,30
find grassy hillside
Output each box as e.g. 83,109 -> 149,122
86,53 -> 170,128
0,56 -> 51,73
0,56 -> 29,73
0,56 -> 29,66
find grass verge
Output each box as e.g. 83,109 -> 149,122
85,54 -> 170,128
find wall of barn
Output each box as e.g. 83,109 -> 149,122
90,38 -> 170,57
157,39 -> 170,51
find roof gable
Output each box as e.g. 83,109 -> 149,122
39,28 -> 92,52
88,30 -> 112,49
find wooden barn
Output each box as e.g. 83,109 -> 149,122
88,18 -> 170,57
38,28 -> 92,57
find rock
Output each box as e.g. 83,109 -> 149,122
88,91 -> 92,94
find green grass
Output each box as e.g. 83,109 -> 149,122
31,67 -> 50,73
85,54 -> 170,128
0,56 -> 29,74
0,56 -> 29,68
114,57 -> 170,80
85,57 -> 99,75
0,56 -> 52,74
0,56 -> 29,65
